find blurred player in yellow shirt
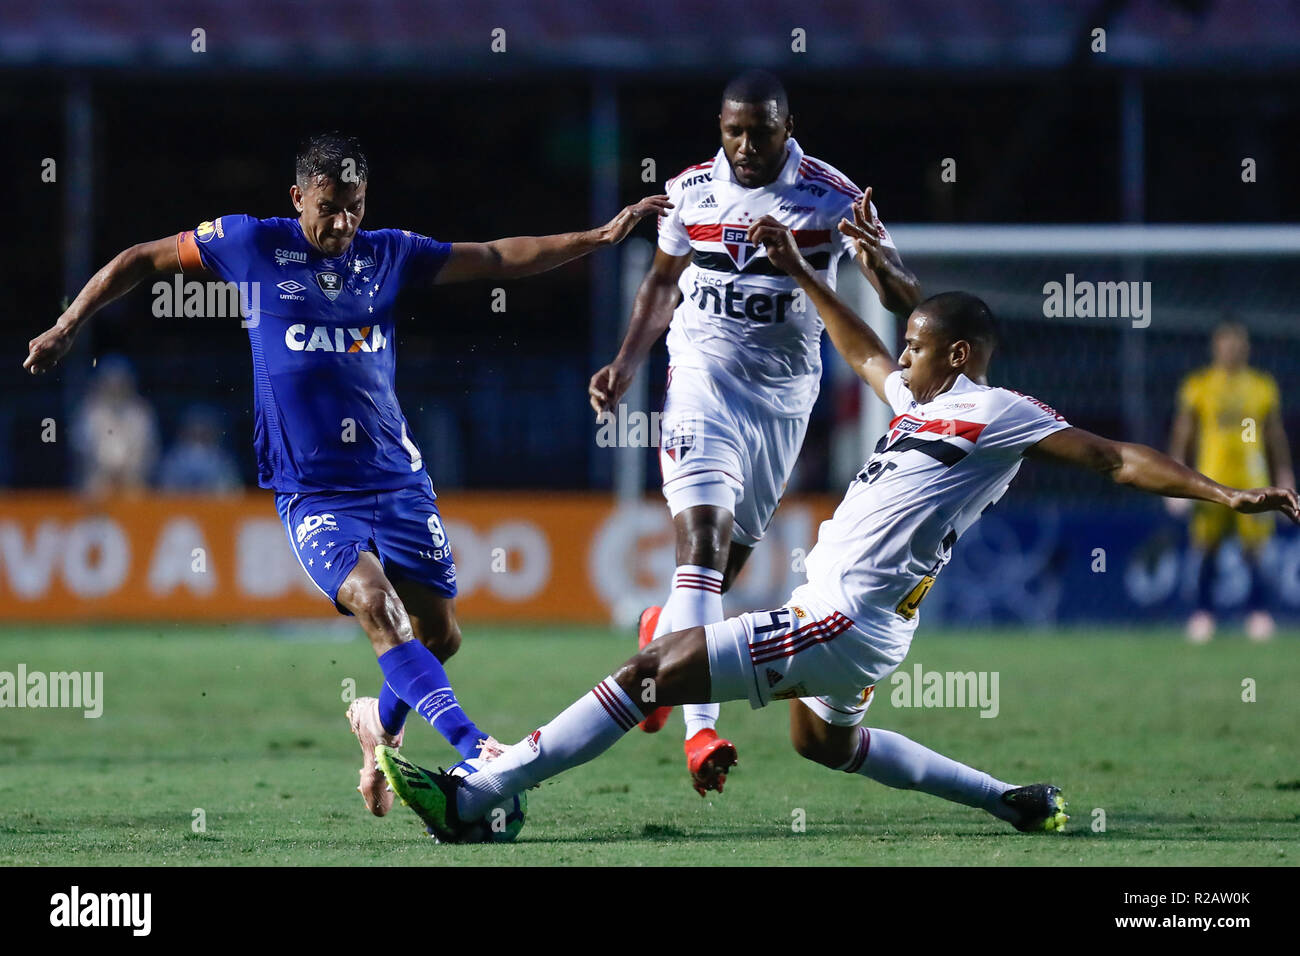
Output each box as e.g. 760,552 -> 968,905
1169,322 -> 1293,642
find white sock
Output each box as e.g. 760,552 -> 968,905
661,565 -> 724,738
651,601 -> 674,639
457,677 -> 639,819
840,727 -> 1017,821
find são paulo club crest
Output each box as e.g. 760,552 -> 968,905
662,430 -> 695,463
722,225 -> 758,270
887,415 -> 924,446
315,271 -> 342,301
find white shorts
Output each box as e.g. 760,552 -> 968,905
658,365 -> 809,547
704,584 -> 914,727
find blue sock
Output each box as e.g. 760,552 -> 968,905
377,640 -> 486,759
377,680 -> 410,736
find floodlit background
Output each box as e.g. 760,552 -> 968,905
3,0 -> 1299,626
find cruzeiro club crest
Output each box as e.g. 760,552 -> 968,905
722,225 -> 758,270
316,272 -> 342,301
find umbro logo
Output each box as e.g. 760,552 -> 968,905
276,280 -> 306,294
766,668 -> 783,688
698,193 -> 717,209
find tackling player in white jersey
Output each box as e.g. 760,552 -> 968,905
379,205 -> 1299,844
588,70 -> 921,795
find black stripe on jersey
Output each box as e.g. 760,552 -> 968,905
692,250 -> 831,275
882,436 -> 970,467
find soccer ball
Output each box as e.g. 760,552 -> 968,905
444,757 -> 527,843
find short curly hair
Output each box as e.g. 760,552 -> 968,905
294,132 -> 369,189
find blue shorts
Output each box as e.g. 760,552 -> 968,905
275,479 -> 458,615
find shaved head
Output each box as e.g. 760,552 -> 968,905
919,292 -> 998,353
721,70 -> 789,118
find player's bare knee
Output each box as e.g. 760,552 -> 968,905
790,730 -> 844,769
616,646 -> 662,690
435,622 -> 462,661
415,618 -> 462,661
346,585 -> 404,637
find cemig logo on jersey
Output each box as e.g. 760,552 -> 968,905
274,248 -> 308,266
316,272 -> 343,301
286,324 -> 389,353
722,226 -> 758,270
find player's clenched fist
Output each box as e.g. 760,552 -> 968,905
24,321 -> 76,375
746,215 -> 805,275
596,195 -> 673,246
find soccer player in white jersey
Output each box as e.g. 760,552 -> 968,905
379,205 -> 1299,843
588,70 -> 921,795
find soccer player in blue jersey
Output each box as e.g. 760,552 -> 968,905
24,132 -> 670,818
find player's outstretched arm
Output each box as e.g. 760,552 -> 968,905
24,236 -> 183,375
588,248 -> 690,418
845,188 -> 922,315
748,214 -> 900,404
1027,427 -> 1300,523
434,195 -> 672,285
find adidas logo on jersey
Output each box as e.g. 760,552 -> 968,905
698,193 -> 717,209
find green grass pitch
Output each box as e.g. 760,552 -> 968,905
1,623 -> 1297,866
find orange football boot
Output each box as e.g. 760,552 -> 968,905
684,728 -> 738,796
637,606 -> 673,733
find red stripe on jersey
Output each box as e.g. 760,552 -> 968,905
798,161 -> 861,199
666,160 -> 715,190
799,159 -> 860,196
686,223 -> 723,242
885,414 -> 987,444
685,223 -> 830,247
914,418 -> 987,443
793,229 -> 832,247
799,172 -> 861,201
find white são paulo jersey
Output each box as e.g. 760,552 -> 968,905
657,138 -> 894,417
804,371 -> 1071,626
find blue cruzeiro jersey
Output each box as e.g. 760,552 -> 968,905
179,215 -> 451,493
